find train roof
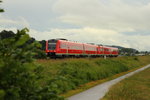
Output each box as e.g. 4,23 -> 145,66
48,39 -> 118,49
56,38 -> 68,41
103,46 -> 118,49
48,38 -> 68,41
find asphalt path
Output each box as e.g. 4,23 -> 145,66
68,64 -> 150,100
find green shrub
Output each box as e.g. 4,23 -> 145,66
0,90 -> 5,100
0,28 -> 63,100
37,56 -> 150,95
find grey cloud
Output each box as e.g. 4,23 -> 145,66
0,15 -> 30,28
53,0 -> 150,32
1,0 -> 150,51
2,0 -> 60,30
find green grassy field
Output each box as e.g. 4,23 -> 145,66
102,67 -> 150,100
36,56 -> 150,97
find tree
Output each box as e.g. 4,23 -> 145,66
0,30 -> 47,59
39,40 -> 46,50
0,1 -> 61,99
0,30 -> 15,39
0,0 -> 4,12
0,28 -> 64,100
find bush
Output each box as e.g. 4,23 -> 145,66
0,28 -> 63,100
37,56 -> 150,96
0,90 -> 5,100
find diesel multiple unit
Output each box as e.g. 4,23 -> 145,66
46,39 -> 118,57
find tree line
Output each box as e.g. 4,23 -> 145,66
0,30 -> 47,59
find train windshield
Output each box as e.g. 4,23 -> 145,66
48,39 -> 57,50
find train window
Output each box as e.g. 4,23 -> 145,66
48,40 -> 57,50
48,43 -> 56,50
105,49 -> 109,51
100,48 -> 103,51
85,46 -> 96,51
60,43 -> 67,49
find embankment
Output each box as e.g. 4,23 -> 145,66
36,56 -> 150,97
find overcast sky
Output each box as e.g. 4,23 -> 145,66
1,0 -> 150,51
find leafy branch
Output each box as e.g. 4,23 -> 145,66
0,0 -> 4,12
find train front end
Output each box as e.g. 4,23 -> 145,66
46,39 -> 57,57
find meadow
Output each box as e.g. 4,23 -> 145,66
101,66 -> 150,100
36,56 -> 150,97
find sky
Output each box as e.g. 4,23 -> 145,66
0,0 -> 150,51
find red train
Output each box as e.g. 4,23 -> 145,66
45,39 -> 118,58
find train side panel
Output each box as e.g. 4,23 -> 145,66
46,39 -> 119,57
97,46 -> 104,56
55,40 -> 84,56
83,44 -> 97,56
67,42 -> 84,55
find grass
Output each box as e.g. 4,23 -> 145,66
36,56 -> 150,97
101,67 -> 150,100
61,65 -> 146,98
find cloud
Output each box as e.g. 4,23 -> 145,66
2,0 -> 59,30
1,27 -> 150,51
0,15 -> 30,28
29,27 -> 150,51
1,0 -> 150,51
53,0 -> 150,32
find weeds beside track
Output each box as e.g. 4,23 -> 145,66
36,56 -> 150,97
101,67 -> 150,100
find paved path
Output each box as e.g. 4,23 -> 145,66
68,64 -> 150,100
